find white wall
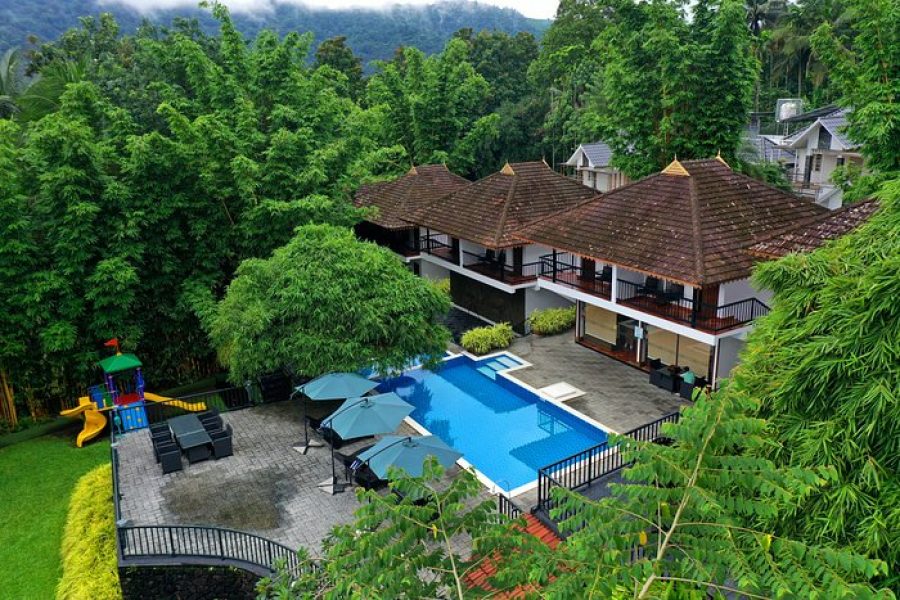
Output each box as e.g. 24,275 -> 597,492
715,337 -> 745,384
617,267 -> 646,285
523,243 -> 553,263
720,278 -> 772,305
525,288 -> 573,317
419,260 -> 450,281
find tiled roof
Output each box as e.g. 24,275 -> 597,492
780,108 -> 857,150
407,161 -> 596,249
749,198 -> 878,259
521,158 -> 829,286
464,513 -> 560,597
353,164 -> 469,230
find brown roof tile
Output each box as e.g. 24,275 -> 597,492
407,161 -> 596,249
353,164 -> 469,230
748,198 -> 879,259
521,159 -> 830,286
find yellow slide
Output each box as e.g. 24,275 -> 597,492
144,392 -> 207,412
60,397 -> 108,448
60,392 -> 207,448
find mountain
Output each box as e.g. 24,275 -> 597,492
0,0 -> 550,66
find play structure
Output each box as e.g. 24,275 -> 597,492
61,340 -> 206,447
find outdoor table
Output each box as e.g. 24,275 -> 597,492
167,414 -> 213,463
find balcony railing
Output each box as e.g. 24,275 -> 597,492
419,233 -> 458,262
616,279 -> 769,333
462,250 -> 539,284
538,253 -> 612,300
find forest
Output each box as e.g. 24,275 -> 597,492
0,0 -> 895,421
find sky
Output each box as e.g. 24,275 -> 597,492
101,0 -> 559,20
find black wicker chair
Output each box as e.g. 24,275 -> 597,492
159,446 -> 183,474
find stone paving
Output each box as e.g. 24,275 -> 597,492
116,401 -> 443,554
116,333 -> 685,553
508,333 -> 687,434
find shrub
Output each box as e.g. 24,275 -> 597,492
433,277 -> 451,297
460,323 -> 514,355
57,464 -> 121,600
528,305 -> 576,335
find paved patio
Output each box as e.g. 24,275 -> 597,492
508,333 -> 687,433
115,401 -> 463,554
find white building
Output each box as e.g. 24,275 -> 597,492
564,141 -> 629,192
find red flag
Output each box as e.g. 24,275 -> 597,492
103,338 -> 119,348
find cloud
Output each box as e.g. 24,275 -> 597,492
98,0 -> 557,20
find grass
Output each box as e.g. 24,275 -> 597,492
0,433 -> 110,600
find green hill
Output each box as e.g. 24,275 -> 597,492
0,0 -> 549,65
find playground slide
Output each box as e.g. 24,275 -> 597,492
60,398 -> 108,448
144,392 -> 207,412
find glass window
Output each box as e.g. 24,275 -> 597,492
813,154 -> 823,172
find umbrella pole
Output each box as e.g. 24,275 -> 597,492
318,440 -> 345,495
292,391 -> 324,455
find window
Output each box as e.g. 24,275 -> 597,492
817,127 -> 832,150
836,157 -> 845,167
813,154 -> 823,172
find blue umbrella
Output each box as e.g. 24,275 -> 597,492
298,373 -> 379,400
355,435 -> 462,479
293,373 -> 379,455
321,393 -> 413,440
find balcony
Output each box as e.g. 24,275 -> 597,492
538,253 -> 769,333
462,250 -> 539,285
419,233 -> 458,263
538,253 -> 612,300
615,279 -> 769,333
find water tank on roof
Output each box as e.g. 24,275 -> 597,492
775,99 -> 803,122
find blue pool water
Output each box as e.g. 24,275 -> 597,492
378,353 -> 608,491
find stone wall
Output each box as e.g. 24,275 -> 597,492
119,565 -> 260,600
450,273 -> 526,332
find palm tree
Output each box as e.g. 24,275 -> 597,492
0,49 -> 25,119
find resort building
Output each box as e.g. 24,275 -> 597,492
778,106 -> 863,209
404,161 -> 597,332
520,156 -> 828,387
563,141 -> 629,192
353,164 -> 469,266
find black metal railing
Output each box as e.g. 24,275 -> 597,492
419,233 -> 454,256
616,279 -> 769,332
141,387 -> 253,426
497,494 -> 522,520
535,411 -> 681,532
462,250 -> 540,283
539,253 -> 612,299
117,524 -> 304,577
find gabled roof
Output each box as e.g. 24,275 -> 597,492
748,198 -> 879,259
353,165 -> 469,230
521,158 -> 829,286
780,108 -> 857,150
406,161 -> 596,249
565,141 -> 615,168
99,353 -> 142,374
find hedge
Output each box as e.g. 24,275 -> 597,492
57,464 -> 122,600
460,323 -> 514,355
528,305 -> 577,336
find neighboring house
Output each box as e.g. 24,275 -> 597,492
353,164 -> 469,267
748,198 -> 879,259
520,157 -> 828,387
779,107 -> 863,209
564,141 -> 629,192
740,130 -> 795,164
404,161 -> 597,332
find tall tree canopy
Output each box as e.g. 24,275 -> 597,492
207,225 -> 451,382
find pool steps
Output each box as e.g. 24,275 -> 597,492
475,355 -> 522,380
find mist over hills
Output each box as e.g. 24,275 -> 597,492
0,0 -> 549,65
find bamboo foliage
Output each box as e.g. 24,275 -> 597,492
0,369 -> 16,428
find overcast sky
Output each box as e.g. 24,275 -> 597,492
101,0 -> 559,20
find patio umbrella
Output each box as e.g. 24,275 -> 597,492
317,393 -> 413,495
355,435 -> 462,479
292,372 -> 380,455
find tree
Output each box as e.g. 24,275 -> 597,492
0,49 -> 25,118
725,176 -> 900,590
582,0 -> 758,179
491,392 -> 893,598
811,0 -> 899,173
206,225 -> 451,382
258,459 -> 502,599
314,36 -> 364,100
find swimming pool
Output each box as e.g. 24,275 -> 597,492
378,353 -> 608,492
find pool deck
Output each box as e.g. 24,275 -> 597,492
506,332 -> 688,434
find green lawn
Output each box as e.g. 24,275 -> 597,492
0,432 -> 110,600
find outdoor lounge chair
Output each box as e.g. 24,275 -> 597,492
336,444 -> 375,480
153,439 -> 178,463
149,422 -> 169,437
639,277 -> 661,296
159,446 -> 183,474
599,265 -> 613,283
352,464 -> 388,490
185,444 -> 211,464
211,427 -> 233,459
200,414 -> 223,432
679,377 -> 708,401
